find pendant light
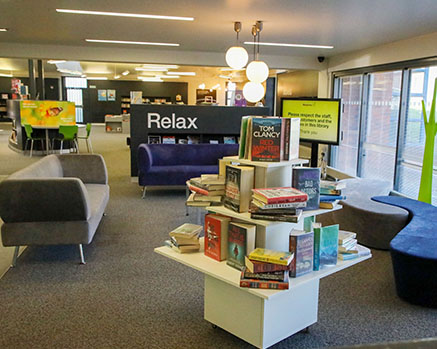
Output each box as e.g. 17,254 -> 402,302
225,22 -> 249,70
243,81 -> 265,103
246,21 -> 269,83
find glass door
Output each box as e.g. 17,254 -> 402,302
359,71 -> 402,185
331,75 -> 363,176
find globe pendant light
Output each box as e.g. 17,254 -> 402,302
225,22 -> 249,70
243,81 -> 265,103
246,21 -> 269,83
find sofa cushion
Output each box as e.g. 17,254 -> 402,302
144,165 -> 219,185
9,155 -> 63,179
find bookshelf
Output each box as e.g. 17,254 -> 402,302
0,93 -> 10,120
155,149 -> 370,348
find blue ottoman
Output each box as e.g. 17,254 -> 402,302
372,196 -> 437,308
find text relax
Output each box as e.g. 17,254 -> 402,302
147,112 -> 198,129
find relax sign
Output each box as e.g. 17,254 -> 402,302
147,112 -> 198,129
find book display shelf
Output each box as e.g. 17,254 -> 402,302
154,158 -> 371,348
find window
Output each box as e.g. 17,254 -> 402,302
64,77 -> 87,123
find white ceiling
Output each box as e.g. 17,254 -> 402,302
1,0 -> 437,65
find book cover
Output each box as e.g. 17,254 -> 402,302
252,187 -> 308,205
313,223 -> 339,271
248,248 -> 294,266
240,268 -> 289,290
162,136 -> 176,144
251,117 -> 282,162
292,167 -> 321,210
226,222 -> 256,270
338,245 -> 371,261
169,223 -> 203,239
224,165 -> 254,213
289,230 -> 314,277
244,256 -> 293,273
204,214 -> 231,261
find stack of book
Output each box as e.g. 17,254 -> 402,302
319,180 -> 346,209
165,223 -> 202,253
186,174 -> 225,207
239,116 -> 300,162
337,230 -> 371,260
240,248 -> 294,290
249,187 -> 308,222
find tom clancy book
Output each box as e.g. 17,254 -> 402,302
251,117 -> 282,162
226,222 -> 256,270
289,229 -> 314,277
292,167 -> 321,210
223,165 -> 254,213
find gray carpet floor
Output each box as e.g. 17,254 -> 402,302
0,122 -> 436,349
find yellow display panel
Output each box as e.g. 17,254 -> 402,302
20,100 -> 76,126
282,98 -> 341,144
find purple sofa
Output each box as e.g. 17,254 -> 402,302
137,143 -> 239,195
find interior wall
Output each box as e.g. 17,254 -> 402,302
276,70 -> 319,115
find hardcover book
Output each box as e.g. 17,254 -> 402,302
289,229 -> 314,277
248,248 -> 294,266
242,268 -> 288,282
204,214 -> 231,261
252,187 -> 308,205
224,165 -> 254,213
313,223 -> 339,271
240,267 -> 289,290
250,209 -> 303,223
251,199 -> 307,210
288,118 -> 300,160
251,117 -> 282,162
244,256 -> 293,273
226,222 -> 256,270
292,167 -> 321,210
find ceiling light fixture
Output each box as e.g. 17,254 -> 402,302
122,70 -> 130,76
156,75 -> 180,79
198,83 -> 206,89
135,67 -> 168,72
56,9 -> 194,21
225,22 -> 249,70
0,28 -> 8,32
219,75 -> 232,79
85,39 -> 180,47
47,60 -> 67,64
0,73 -> 12,77
167,71 -> 195,76
244,41 -> 334,49
211,84 -> 220,90
86,77 -> 108,80
81,74 -> 87,78
138,77 -> 163,82
243,81 -> 265,103
114,75 -> 121,79
141,64 -> 179,69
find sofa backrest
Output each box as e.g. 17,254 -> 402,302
143,144 -> 239,166
9,155 -> 63,179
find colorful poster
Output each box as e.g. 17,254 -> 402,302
107,89 -> 116,101
98,90 -> 107,101
20,100 -> 76,126
234,90 -> 246,107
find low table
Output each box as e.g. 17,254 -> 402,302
155,238 -> 371,348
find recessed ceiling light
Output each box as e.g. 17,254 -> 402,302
86,39 -> 179,47
56,9 -> 194,21
244,41 -> 334,49
138,77 -> 163,82
167,71 -> 195,76
156,75 -> 180,79
198,83 -> 205,89
0,73 -> 12,77
135,67 -> 168,72
0,28 -> 8,32
114,75 -> 121,79
86,77 -> 108,80
122,70 -> 130,76
47,60 -> 67,64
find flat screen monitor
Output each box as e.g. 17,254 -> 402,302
281,98 -> 341,145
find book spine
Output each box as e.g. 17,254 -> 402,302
188,184 -> 209,196
288,236 -> 298,277
243,271 -> 286,282
251,214 -> 299,223
250,208 -> 297,215
284,118 -> 290,160
251,262 -> 290,273
249,255 -> 289,266
258,202 -> 307,209
240,279 -> 289,290
313,228 -> 321,271
320,195 -> 346,202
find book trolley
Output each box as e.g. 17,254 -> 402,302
154,158 -> 371,348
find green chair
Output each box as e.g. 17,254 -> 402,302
23,124 -> 45,157
57,125 -> 79,153
77,123 -> 93,153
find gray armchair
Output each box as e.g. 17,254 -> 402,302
0,154 -> 109,265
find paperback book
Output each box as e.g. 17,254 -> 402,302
251,199 -> 307,210
251,117 -> 282,162
338,245 -> 371,260
244,256 -> 293,273
226,222 -> 256,270
250,209 -> 303,223
248,248 -> 294,266
204,214 -> 231,261
240,267 -> 289,290
313,223 -> 339,271
224,165 -> 254,213
289,229 -> 314,277
292,167 -> 320,210
252,187 -> 308,205
169,223 -> 203,239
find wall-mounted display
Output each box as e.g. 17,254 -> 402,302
107,89 -> 116,101
98,90 -> 107,101
20,100 -> 76,126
